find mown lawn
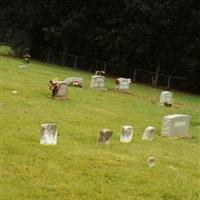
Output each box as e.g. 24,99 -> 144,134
0,55 -> 200,200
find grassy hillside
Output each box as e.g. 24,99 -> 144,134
1,55 -> 200,200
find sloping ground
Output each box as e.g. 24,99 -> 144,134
1,56 -> 200,200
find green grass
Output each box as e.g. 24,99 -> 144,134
0,45 -> 14,56
1,55 -> 200,200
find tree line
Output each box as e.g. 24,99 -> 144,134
1,0 -> 200,93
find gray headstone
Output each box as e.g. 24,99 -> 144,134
120,125 -> 133,143
161,114 -> 190,138
90,75 -> 106,90
56,82 -> 68,98
142,126 -> 155,140
159,91 -> 173,105
98,128 -> 113,144
116,78 -> 131,91
64,77 -> 83,86
40,124 -> 57,145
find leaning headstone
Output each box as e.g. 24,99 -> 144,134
142,126 -> 155,140
159,91 -> 173,105
161,114 -> 190,138
64,77 -> 83,87
115,78 -> 131,91
98,128 -> 113,144
90,75 -> 106,91
40,124 -> 57,145
120,125 -> 133,143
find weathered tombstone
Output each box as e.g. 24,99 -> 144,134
142,126 -> 155,140
64,77 -> 83,87
90,75 -> 106,91
161,114 -> 190,138
120,125 -> 133,143
159,91 -> 173,105
115,78 -> 131,91
40,124 -> 57,145
50,81 -> 68,99
98,128 -> 113,144
56,82 -> 68,98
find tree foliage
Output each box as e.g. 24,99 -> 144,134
1,0 -> 200,91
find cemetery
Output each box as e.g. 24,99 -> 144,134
1,55 -> 200,200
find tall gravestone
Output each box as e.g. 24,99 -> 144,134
40,124 -> 57,145
159,91 -> 173,105
120,125 -> 133,143
90,75 -> 106,91
142,126 -> 155,140
161,114 -> 190,138
98,128 -> 113,144
115,78 -> 131,91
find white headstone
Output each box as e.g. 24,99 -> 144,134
40,124 -> 57,145
159,91 -> 173,105
142,126 -> 155,140
116,78 -> 131,91
161,114 -> 190,137
120,125 -> 133,143
56,82 -> 68,98
98,128 -> 113,144
90,75 -> 106,90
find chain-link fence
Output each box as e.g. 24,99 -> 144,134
1,43 -> 199,94
46,52 -> 198,94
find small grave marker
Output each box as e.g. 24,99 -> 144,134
161,114 -> 190,138
18,65 -> 28,69
12,90 -> 18,94
98,128 -> 113,144
159,91 -> 173,106
142,126 -> 155,140
120,125 -> 133,143
40,124 -> 57,145
147,157 -> 156,167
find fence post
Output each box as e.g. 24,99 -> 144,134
74,56 -> 77,69
133,69 -> 137,82
167,75 -> 171,89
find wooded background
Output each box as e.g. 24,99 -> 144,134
1,0 -> 200,93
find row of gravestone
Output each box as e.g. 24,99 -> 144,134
40,114 -> 190,145
50,75 -> 174,106
49,75 -> 132,98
